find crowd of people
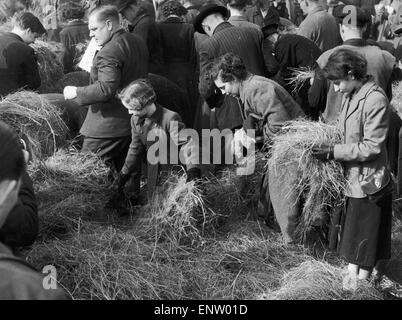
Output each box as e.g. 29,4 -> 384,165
0,0 -> 402,299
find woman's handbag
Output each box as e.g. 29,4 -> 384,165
360,166 -> 392,198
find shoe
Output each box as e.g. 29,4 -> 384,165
374,274 -> 402,298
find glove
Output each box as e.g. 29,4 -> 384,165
110,172 -> 130,192
311,143 -> 335,161
186,167 -> 201,183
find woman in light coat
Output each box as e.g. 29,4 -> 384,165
312,48 -> 392,291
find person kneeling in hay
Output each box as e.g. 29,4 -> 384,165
209,52 -> 305,243
312,49 -> 395,292
108,79 -> 202,211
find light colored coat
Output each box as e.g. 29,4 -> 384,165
238,74 -> 305,139
334,81 -> 390,198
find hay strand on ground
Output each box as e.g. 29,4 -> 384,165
268,119 -> 347,241
0,91 -> 69,159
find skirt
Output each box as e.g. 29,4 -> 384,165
337,194 -> 392,268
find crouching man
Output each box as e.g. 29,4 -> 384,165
108,79 -> 201,212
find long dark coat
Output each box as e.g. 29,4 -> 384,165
198,22 -> 266,130
0,32 -> 41,96
59,20 -> 90,74
75,29 -> 149,138
157,17 -> 198,127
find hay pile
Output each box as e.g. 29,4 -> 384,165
0,91 -> 68,159
31,40 -> 64,93
286,66 -> 315,96
268,119 -> 347,241
260,260 -> 383,300
25,149 -> 388,300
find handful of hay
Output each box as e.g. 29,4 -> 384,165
268,119 -> 347,240
286,66 -> 315,96
31,40 -> 64,93
0,91 -> 68,159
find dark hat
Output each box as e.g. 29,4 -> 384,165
333,5 -> 371,28
194,4 -> 229,34
261,8 -> 280,36
227,0 -> 248,8
118,79 -> 156,110
114,0 -> 138,12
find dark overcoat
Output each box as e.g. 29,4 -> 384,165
0,32 -> 41,96
157,17 -> 198,127
76,29 -> 149,138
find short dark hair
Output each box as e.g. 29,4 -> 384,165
89,5 -> 120,23
226,0 -> 248,10
209,52 -> 248,82
322,49 -> 368,81
0,121 -> 25,182
12,11 -> 46,35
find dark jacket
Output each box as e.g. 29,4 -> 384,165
127,7 -> 163,74
0,32 -> 41,96
198,22 -> 266,130
59,20 -> 90,74
157,17 -> 198,127
244,5 -> 280,28
0,243 -> 70,299
121,105 -> 186,197
272,33 -> 322,118
0,172 -> 38,249
76,29 -> 149,138
148,73 -> 189,126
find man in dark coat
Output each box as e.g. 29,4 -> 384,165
116,0 -> 163,74
262,17 -> 322,119
244,0 -> 281,27
195,3 -> 266,130
63,5 -> 149,172
0,12 -> 46,97
59,2 -> 90,73
0,121 -> 69,300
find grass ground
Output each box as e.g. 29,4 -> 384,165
22,148 -> 401,300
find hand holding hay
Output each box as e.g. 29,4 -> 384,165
268,119 -> 348,241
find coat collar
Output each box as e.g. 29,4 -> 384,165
6,32 -> 24,43
129,7 -> 149,27
67,19 -> 87,27
162,16 -> 183,23
228,15 -> 247,22
308,5 -> 325,17
213,21 -> 233,35
103,29 -> 125,47
239,73 -> 255,103
343,38 -> 368,47
342,80 -> 378,120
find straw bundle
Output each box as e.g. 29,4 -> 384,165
31,40 -> 64,93
0,91 -> 68,159
268,119 -> 347,241
286,66 -> 315,96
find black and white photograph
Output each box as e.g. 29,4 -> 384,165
0,0 -> 401,306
